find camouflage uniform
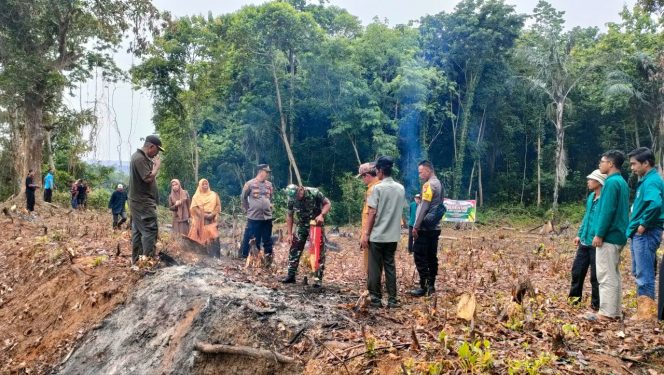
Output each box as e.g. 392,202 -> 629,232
286,187 -> 328,281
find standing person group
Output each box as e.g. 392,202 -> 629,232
188,178 -> 222,257
361,156 -> 405,308
575,148 -> 664,322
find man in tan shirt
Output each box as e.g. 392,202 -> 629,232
358,162 -> 379,272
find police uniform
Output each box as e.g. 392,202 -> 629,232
240,170 -> 274,258
285,187 -> 329,283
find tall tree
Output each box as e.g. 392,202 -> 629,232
0,0 -> 160,192
420,0 -> 524,198
518,1 -> 598,210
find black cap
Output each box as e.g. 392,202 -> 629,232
145,135 -> 165,152
375,156 -> 394,170
257,164 -> 272,172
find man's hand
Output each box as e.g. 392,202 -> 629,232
637,225 -> 646,235
573,237 -> 580,246
412,227 -> 419,240
592,236 -> 603,248
153,155 -> 162,170
315,214 -> 324,226
361,233 -> 369,250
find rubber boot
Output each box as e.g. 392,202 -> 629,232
281,275 -> 296,284
631,296 -> 657,321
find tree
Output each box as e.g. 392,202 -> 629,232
517,1 -> 598,210
420,0 -> 524,198
0,0 -> 160,193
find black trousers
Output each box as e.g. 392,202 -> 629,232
407,226 -> 414,253
240,219 -> 274,257
26,190 -> 35,212
569,244 -> 599,310
367,242 -> 398,304
43,188 -> 53,203
413,229 -> 440,288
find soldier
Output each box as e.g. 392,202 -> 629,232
281,184 -> 331,288
240,164 -> 274,266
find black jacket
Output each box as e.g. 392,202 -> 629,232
108,190 -> 128,214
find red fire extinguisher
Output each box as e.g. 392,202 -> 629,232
308,220 -> 321,272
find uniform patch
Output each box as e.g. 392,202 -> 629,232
422,182 -> 433,202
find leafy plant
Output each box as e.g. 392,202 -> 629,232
91,256 -> 108,267
507,352 -> 557,375
456,339 -> 494,373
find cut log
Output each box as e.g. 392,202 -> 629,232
194,342 -> 295,364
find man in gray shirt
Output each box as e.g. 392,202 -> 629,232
361,156 -> 406,308
411,160 -> 444,297
240,164 -> 274,265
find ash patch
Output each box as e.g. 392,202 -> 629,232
57,266 -> 332,374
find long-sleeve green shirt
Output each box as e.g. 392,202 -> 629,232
626,168 -> 664,238
578,192 -> 599,246
594,172 -> 629,246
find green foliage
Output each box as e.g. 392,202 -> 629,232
91,256 -> 108,267
507,352 -> 556,375
456,339 -> 494,373
328,173 -> 365,225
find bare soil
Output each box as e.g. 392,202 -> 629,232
1,203 -> 663,374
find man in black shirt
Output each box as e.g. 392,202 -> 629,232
25,169 -> 39,212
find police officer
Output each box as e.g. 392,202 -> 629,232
240,164 -> 274,265
281,184 -> 331,288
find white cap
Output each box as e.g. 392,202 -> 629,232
117,184 -> 124,189
586,170 -> 607,185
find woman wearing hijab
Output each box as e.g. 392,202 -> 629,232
168,179 -> 191,236
188,179 -> 222,256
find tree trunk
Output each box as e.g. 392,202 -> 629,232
271,58 -> 302,185
45,128 -> 55,170
452,73 -> 479,199
349,135 -> 361,166
478,159 -> 483,207
467,162 -> 475,199
520,134 -> 528,205
537,124 -> 542,208
191,127 -> 199,183
22,92 -> 45,195
552,101 -> 568,211
9,108 -> 23,195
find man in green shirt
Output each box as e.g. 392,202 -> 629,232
625,147 -> 664,320
569,169 -> 606,311
361,156 -> 406,308
407,194 -> 421,253
587,150 -> 630,321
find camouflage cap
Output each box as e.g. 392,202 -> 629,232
356,162 -> 376,178
285,184 -> 299,199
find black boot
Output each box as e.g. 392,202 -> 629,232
281,275 -> 296,284
263,254 -> 273,268
410,277 -> 428,297
426,278 -> 436,295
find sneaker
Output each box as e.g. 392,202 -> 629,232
281,275 -> 296,284
130,265 -> 139,271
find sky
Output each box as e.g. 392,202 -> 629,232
76,0 -> 636,163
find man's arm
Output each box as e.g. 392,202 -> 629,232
594,182 -> 617,239
241,182 -> 250,211
141,156 -> 160,183
639,183 -> 663,229
362,207 -> 377,249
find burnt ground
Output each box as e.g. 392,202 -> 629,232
1,202 -> 663,374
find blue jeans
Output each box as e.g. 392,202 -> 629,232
630,227 -> 662,299
240,219 -> 273,257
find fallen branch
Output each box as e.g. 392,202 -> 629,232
338,343 -> 410,364
243,302 -> 276,315
194,342 -> 295,364
308,334 -> 350,375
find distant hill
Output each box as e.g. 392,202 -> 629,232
86,160 -> 130,175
